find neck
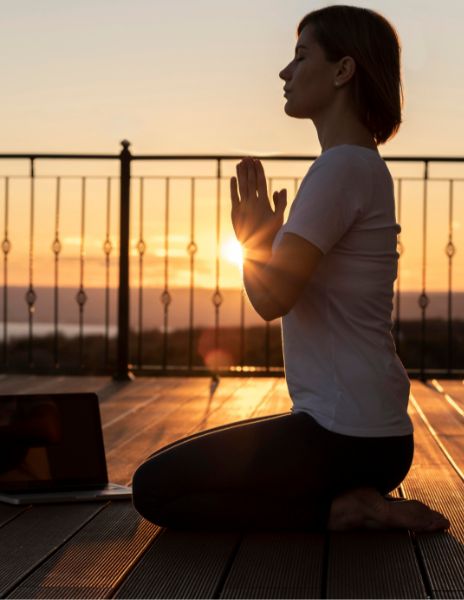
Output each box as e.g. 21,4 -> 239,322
312,100 -> 377,153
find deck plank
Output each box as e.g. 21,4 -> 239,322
247,378 -> 292,417
178,377 -> 278,431
113,530 -> 241,599
0,503 -> 108,597
410,381 -> 464,476
99,377 -> 182,425
435,379 -> 464,404
400,396 -> 464,597
1,375 -> 111,395
0,375 -> 77,395
0,503 -> 29,529
7,503 -> 159,599
219,531 -> 325,599
327,529 -> 426,599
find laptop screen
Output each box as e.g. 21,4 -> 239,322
0,393 -> 108,492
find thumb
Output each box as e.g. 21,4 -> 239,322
273,189 -> 287,215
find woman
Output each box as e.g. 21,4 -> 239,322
132,5 -> 450,533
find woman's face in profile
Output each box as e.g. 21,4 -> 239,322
279,24 -> 338,120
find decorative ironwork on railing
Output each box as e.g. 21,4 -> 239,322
0,141 -> 462,380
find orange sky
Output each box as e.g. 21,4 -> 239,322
0,1 -> 463,293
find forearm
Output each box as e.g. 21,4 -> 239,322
242,243 -> 286,321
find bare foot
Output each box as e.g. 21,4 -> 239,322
328,487 -> 451,532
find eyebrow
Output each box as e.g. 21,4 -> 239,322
295,45 -> 308,51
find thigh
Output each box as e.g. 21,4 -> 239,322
132,411 -> 334,500
145,411 -> 291,461
328,431 -> 414,495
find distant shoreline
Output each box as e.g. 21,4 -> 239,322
0,287 -> 463,331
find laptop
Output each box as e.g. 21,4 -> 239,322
0,392 -> 132,504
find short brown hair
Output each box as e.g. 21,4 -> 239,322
297,5 -> 403,145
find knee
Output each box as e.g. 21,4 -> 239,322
131,459 -> 169,525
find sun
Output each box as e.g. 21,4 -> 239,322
221,237 -> 244,268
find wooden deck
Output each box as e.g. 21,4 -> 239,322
0,375 -> 463,599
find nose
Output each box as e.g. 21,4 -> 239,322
279,63 -> 291,81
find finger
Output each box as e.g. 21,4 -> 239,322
236,161 -> 248,202
273,189 -> 287,215
230,177 -> 240,210
247,157 -> 257,201
254,159 -> 268,202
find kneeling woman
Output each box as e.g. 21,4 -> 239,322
131,5 -> 450,533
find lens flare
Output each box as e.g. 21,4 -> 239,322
221,237 -> 243,268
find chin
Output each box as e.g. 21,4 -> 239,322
283,102 -> 309,119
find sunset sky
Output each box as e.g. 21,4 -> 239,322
0,0 -> 463,295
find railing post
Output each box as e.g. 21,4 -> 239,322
114,140 -> 132,380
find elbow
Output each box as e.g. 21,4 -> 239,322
260,310 -> 276,322
246,290 -> 292,321
259,301 -> 290,322
262,313 -> 281,322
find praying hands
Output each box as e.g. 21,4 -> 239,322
230,156 -> 287,250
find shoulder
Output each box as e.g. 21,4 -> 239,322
306,146 -> 382,194
301,147 -> 371,191
313,145 -> 380,171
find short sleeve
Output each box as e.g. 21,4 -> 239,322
283,150 -> 370,254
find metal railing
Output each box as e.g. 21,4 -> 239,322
0,140 -> 462,380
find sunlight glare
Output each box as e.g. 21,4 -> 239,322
221,237 -> 243,268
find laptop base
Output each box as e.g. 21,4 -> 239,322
0,483 -> 132,505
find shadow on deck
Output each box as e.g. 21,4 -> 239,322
0,374 -> 463,598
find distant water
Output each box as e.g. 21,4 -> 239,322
3,322 -> 118,339
0,289 -> 462,338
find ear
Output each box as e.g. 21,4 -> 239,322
335,56 -> 356,86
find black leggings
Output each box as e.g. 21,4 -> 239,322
131,411 -> 414,532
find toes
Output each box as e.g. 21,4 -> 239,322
422,514 -> 451,532
424,522 -> 449,532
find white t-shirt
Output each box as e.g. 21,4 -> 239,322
272,144 -> 413,438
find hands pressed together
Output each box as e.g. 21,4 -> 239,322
230,157 -> 287,250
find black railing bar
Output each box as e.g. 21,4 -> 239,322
26,160 -> 35,367
239,289 -> 245,368
2,177 -> 9,366
123,176 -> 308,181
104,176 -> 112,369
131,154 -> 464,162
53,177 -> 61,368
394,178 -> 403,355
392,177 -> 464,182
127,366 -> 464,378
419,164 -> 429,380
137,177 -> 145,369
213,159 -> 222,374
187,177 -> 196,371
447,180 -> 455,374
133,155 -> 316,161
0,153 -> 118,160
0,151 -> 463,162
2,174 -> 464,182
0,175 -> 303,182
130,175 -> 305,178
161,178 -> 171,370
0,175 -> 121,180
115,141 -> 131,380
77,177 -> 87,368
264,175 -> 275,373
